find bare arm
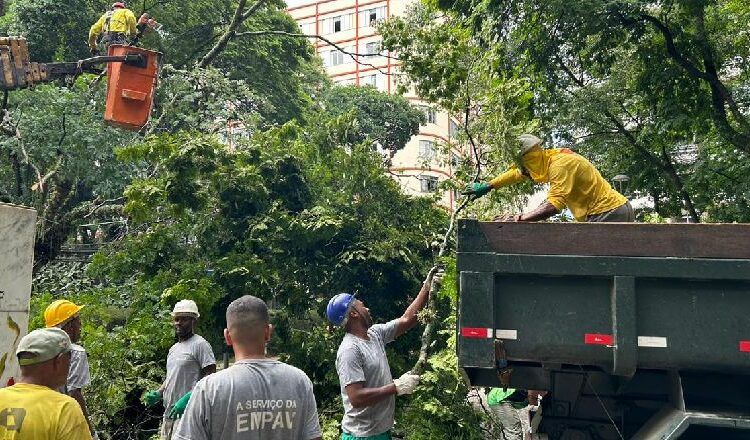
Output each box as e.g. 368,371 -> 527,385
70,388 -> 95,435
395,276 -> 433,338
518,201 -> 560,222
345,382 -> 397,409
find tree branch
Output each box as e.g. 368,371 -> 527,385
639,12 -> 750,153
638,14 -> 709,81
83,197 -> 126,219
235,30 -> 401,76
197,0 -> 262,68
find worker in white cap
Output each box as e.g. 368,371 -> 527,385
462,134 -> 634,222
0,328 -> 92,439
142,300 -> 216,440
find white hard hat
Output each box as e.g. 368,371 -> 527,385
171,299 -> 200,318
517,134 -> 543,155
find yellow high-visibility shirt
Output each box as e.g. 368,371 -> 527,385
89,8 -> 137,45
489,148 -> 626,221
0,383 -> 93,439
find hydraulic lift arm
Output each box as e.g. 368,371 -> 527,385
0,36 -> 146,90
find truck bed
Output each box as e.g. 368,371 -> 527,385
457,220 -> 750,381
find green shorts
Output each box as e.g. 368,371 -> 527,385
341,431 -> 392,440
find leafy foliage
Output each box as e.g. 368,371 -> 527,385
322,85 -> 425,155
36,110 -> 446,435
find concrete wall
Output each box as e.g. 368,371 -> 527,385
0,203 -> 36,387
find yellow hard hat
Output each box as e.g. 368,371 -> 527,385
44,300 -> 85,328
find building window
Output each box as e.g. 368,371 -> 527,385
417,106 -> 436,125
365,42 -> 380,55
426,107 -> 436,124
323,14 -> 353,34
360,74 -> 377,87
419,140 -> 435,159
451,153 -> 461,168
359,7 -> 386,27
449,119 -> 459,138
420,175 -> 439,193
299,22 -> 315,35
329,50 -> 345,66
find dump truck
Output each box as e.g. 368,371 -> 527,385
0,203 -> 36,387
457,220 -> 750,439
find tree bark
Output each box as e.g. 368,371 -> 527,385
34,180 -> 84,268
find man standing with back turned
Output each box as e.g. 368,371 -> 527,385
143,299 -> 216,440
327,269 -> 441,440
89,2 -> 137,54
44,299 -> 97,438
173,295 -> 322,440
0,328 -> 92,439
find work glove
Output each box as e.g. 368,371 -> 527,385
393,372 -> 420,396
427,268 -> 444,290
168,391 -> 192,419
142,390 -> 162,407
461,182 -> 492,199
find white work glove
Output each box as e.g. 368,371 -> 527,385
431,269 -> 444,289
393,372 -> 420,396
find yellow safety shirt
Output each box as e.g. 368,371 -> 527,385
89,8 -> 137,45
0,383 -> 93,439
489,148 -> 626,221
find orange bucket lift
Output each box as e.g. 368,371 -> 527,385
104,45 -> 162,131
0,37 -> 162,131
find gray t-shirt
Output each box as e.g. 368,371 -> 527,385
163,334 -> 216,417
58,343 -> 91,394
336,319 -> 399,437
173,359 -> 322,440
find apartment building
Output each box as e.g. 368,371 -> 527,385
287,0 -> 463,209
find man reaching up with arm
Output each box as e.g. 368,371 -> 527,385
327,269 -> 441,440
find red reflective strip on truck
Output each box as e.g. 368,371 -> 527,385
584,333 -> 613,345
740,341 -> 750,352
461,327 -> 490,338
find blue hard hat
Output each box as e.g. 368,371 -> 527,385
327,293 -> 356,327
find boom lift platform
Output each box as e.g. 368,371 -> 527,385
0,36 -> 162,131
